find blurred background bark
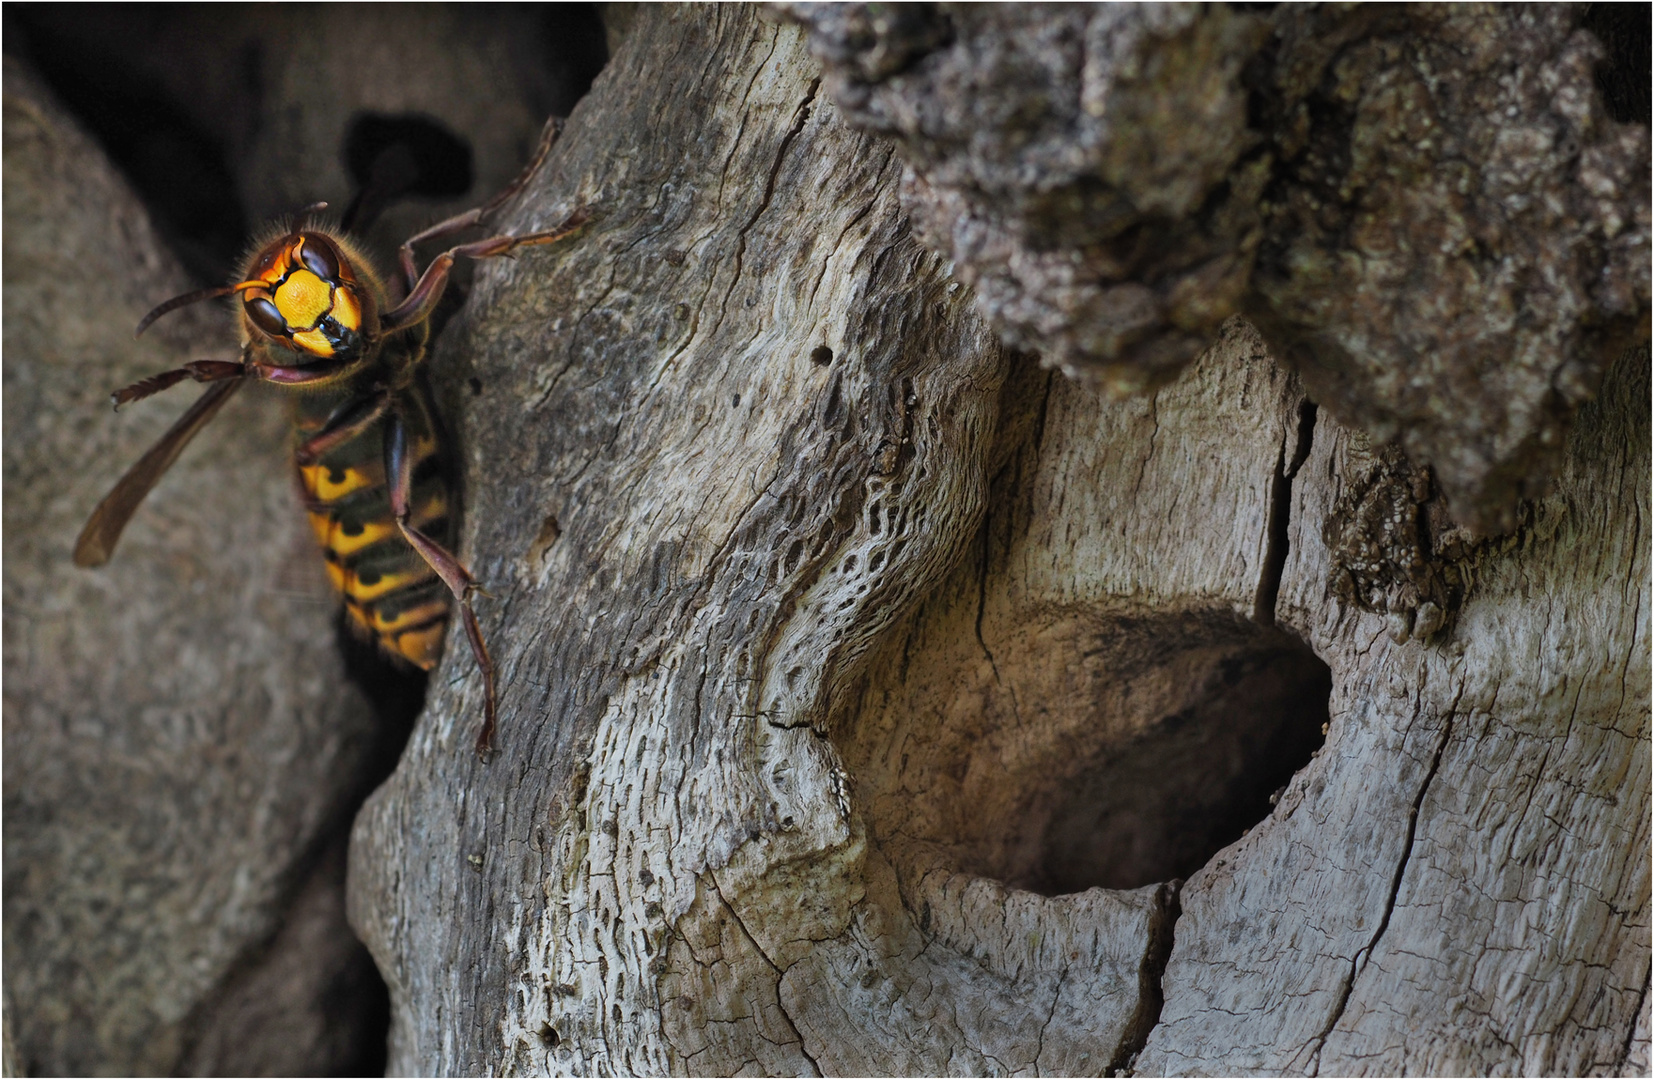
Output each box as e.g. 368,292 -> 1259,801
2,7 -> 607,1074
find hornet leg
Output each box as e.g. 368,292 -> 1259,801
293,390 -> 391,465
397,116 -> 567,292
379,209 -> 589,335
112,358 -> 247,409
384,405 -> 498,758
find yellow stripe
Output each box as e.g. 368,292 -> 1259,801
389,620 -> 447,669
371,598 -> 450,633
345,565 -> 436,603
330,518 -> 397,557
312,498 -> 441,563
308,511 -> 333,546
300,462 -> 383,503
344,599 -> 375,633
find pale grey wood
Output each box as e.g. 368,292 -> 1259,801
1138,345 -> 1649,1076
346,10 -> 1050,1071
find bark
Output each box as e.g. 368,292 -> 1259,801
3,4 -> 1646,1077
781,3 -> 1649,535
341,5 -> 1647,1076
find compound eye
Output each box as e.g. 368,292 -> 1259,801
245,295 -> 288,337
298,236 -> 340,281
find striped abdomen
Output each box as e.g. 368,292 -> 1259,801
292,384 -> 453,668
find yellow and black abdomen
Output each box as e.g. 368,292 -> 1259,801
293,383 -> 454,669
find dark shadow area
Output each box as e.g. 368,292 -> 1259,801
331,620 -> 426,1074
336,616 -> 431,805
340,113 -> 473,236
538,3 -> 613,117
312,872 -> 396,1079
1024,637 -> 1329,894
346,113 -> 475,199
5,3 -> 613,282
1580,2 -> 1652,126
842,583 -> 1334,899
4,4 -> 253,282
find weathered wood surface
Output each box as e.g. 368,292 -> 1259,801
347,6 -> 1648,1076
1134,345 -> 1650,1076
781,3 -> 1650,535
348,8 -> 1017,1070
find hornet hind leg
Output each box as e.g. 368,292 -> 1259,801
384,405 -> 498,758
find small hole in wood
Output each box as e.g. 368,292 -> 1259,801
811,345 -> 834,366
527,514 -> 562,565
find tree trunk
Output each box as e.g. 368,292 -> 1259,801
4,4 -> 1646,1076
344,6 -> 1648,1075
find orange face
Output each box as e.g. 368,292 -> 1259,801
240,233 -> 371,361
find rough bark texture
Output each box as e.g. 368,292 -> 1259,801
342,6 -> 1647,1076
1132,328 -> 1650,1079
4,4 -> 1647,1076
782,2 -> 1651,534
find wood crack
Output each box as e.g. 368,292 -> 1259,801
974,503 -> 1001,685
1033,965 -> 1068,1072
1109,879 -> 1182,1077
1254,399 -> 1317,626
710,74 -> 821,341
1130,396 -> 1159,500
705,874 -> 823,1077
1618,963 -> 1651,1073
1308,686 -> 1462,1074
